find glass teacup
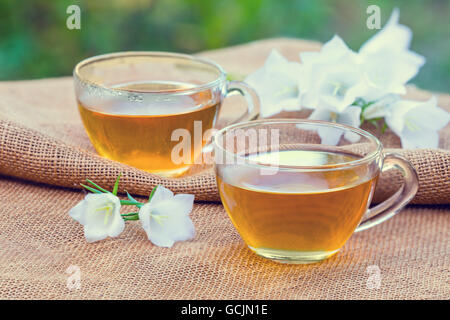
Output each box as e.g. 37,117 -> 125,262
213,119 -> 418,264
74,52 -> 259,177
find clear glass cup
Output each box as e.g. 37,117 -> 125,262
213,119 -> 418,264
74,52 -> 259,177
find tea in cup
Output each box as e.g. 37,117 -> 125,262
213,120 -> 418,263
74,52 -> 259,177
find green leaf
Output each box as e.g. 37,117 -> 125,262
120,200 -> 141,206
126,191 -> 143,208
86,179 -> 110,193
149,185 -> 158,202
80,183 -> 102,194
121,212 -> 139,216
112,173 -> 121,196
122,215 -> 139,221
126,191 -> 137,202
381,122 -> 388,134
121,212 -> 139,221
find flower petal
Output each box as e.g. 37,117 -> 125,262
84,193 -> 119,228
299,35 -> 365,112
359,8 -> 425,99
360,8 -> 412,54
245,50 -> 301,117
84,225 -> 109,243
317,127 -> 343,146
308,107 -> 332,122
308,106 -> 361,145
138,191 -> 196,247
400,127 -> 440,149
339,106 -> 361,128
149,185 -> 174,204
138,202 -> 152,231
171,194 -> 195,216
362,94 -> 400,120
321,35 -> 352,58
107,203 -> 125,238
385,96 -> 449,148
385,100 -> 417,135
68,192 -> 123,242
406,97 -> 450,130
69,200 -> 87,225
148,214 -> 195,248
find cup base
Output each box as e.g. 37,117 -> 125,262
248,246 -> 340,264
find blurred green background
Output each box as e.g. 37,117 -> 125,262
1,0 -> 449,92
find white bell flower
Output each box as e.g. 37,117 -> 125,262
308,105 -> 362,145
298,35 -> 368,113
138,186 -> 195,247
361,94 -> 401,120
359,8 -> 425,101
69,193 -> 125,243
384,96 -> 450,149
245,49 -> 302,117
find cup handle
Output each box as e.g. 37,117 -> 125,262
355,153 -> 419,232
201,81 -> 260,155
220,80 -> 260,125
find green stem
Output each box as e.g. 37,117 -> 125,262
121,212 -> 139,221
125,191 -> 143,208
122,215 -> 139,221
149,185 -> 158,201
112,174 -> 121,196
120,199 -> 142,206
121,212 -> 139,216
80,184 -> 102,194
86,179 -> 110,194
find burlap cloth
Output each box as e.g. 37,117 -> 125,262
0,38 -> 449,299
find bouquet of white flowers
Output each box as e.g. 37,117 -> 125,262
245,8 -> 449,148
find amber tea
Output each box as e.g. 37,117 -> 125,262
214,119 -> 418,263
217,150 -> 379,262
74,52 -> 260,177
78,81 -> 219,176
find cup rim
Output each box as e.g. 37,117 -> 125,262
213,119 -> 383,171
73,51 -> 227,95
